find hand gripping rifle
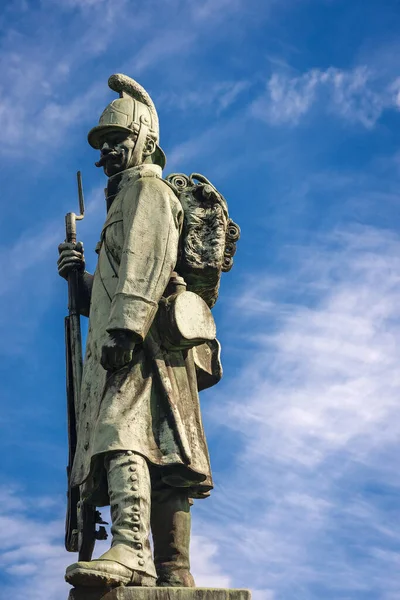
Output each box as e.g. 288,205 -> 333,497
64,172 -> 107,561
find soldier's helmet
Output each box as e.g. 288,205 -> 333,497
88,73 -> 166,169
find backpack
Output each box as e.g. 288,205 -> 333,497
165,173 -> 240,308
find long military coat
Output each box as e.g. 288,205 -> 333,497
70,164 -> 213,505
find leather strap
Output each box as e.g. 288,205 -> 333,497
131,119 -> 149,167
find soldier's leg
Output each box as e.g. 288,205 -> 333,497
66,451 -> 157,588
150,473 -> 195,587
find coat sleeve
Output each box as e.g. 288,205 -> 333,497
107,176 -> 181,341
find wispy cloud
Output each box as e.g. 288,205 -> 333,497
0,485 -> 68,600
166,115 -> 247,174
252,66 -> 400,128
1,1 -> 202,159
230,226 -> 400,465
202,224 -> 400,597
0,0 -> 265,161
0,0 -> 306,178
0,179 -> 106,357
0,8 -> 113,157
158,80 -> 250,114
127,29 -> 197,77
53,0 -> 109,8
253,69 -> 322,125
0,222 -> 61,355
192,0 -> 244,20
191,534 -> 232,588
190,0 -> 280,21
0,486 -> 231,599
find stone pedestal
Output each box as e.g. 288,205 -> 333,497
68,587 -> 251,600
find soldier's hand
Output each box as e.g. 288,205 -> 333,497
58,241 -> 85,279
101,331 -> 136,371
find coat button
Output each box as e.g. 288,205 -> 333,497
132,526 -> 139,533
126,451 -> 133,456
137,551 -> 144,557
130,474 -> 138,481
134,534 -> 140,540
132,485 -> 139,492
133,514 -> 140,522
138,560 -> 145,566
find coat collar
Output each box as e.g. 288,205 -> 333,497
106,164 -> 163,211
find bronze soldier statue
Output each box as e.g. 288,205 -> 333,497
58,74 -> 239,591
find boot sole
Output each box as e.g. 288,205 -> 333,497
66,566 -> 131,587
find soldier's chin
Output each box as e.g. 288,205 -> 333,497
104,161 -> 124,177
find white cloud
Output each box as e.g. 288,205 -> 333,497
0,486 -> 231,599
0,18 -> 108,156
0,486 -> 68,600
128,30 -> 197,77
226,226 -> 400,464
0,0 -> 253,160
0,179 -> 106,357
190,0 -> 280,21
218,81 -> 250,111
190,534 -> 232,587
254,69 -> 322,125
329,67 -> 385,127
202,224 -> 400,597
192,0 -> 243,20
252,66 -> 399,128
54,0 -> 109,7
158,80 -> 250,114
166,119 -> 236,171
389,77 -> 400,109
251,591 -> 276,600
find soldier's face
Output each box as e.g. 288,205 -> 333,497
96,131 -> 138,177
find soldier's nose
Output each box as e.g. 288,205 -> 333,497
101,142 -> 112,154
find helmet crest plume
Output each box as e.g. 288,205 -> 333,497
108,73 -> 159,136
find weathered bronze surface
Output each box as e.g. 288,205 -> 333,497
58,73 -> 241,593
68,588 -> 251,600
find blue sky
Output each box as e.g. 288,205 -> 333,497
1,0 -> 400,598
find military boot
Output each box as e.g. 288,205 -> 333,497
66,451 -> 157,588
151,488 -> 195,587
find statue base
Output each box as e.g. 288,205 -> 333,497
68,587 -> 251,600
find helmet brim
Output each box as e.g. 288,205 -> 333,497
87,124 -> 133,149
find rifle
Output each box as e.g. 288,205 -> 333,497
64,172 -> 107,561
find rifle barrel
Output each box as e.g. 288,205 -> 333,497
77,171 -> 85,218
